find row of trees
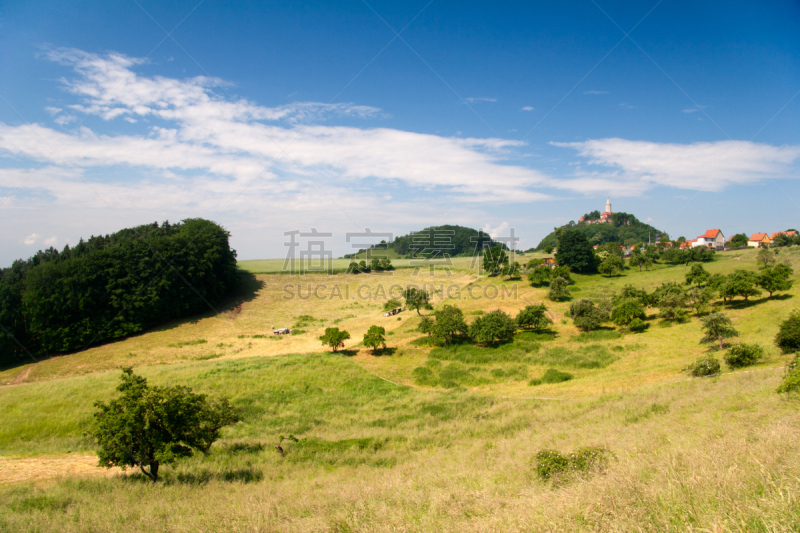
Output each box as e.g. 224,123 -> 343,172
345,258 -> 394,274
0,219 -> 239,367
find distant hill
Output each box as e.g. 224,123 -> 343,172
346,225 -> 506,259
535,212 -> 665,250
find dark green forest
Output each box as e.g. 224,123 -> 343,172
535,212 -> 665,250
0,219 -> 238,368
379,225 -> 506,257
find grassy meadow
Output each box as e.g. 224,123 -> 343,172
1,247 -> 800,531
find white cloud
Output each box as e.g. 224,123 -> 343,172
44,236 -> 57,246
682,108 -> 698,113
22,233 -> 39,245
482,221 -> 509,239
552,138 -> 800,192
54,114 -> 77,125
583,90 -> 609,95
520,106 -> 535,112
464,97 -> 497,103
45,106 -> 62,115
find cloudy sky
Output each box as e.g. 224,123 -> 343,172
1,1 -> 799,266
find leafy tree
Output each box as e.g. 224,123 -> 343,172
720,270 -> 761,305
757,247 -> 776,269
777,355 -> 800,394
548,276 -> 570,302
729,233 -> 749,248
685,264 -> 710,286
643,245 -> 660,263
383,298 -> 402,311
470,310 -> 517,346
570,299 -> 609,331
552,266 -> 573,284
687,286 -> 716,316
483,247 -> 508,276
319,327 -> 350,352
700,312 -> 739,350
653,282 -> 689,321
628,249 -> 646,272
611,298 -> 645,326
724,343 -> 764,369
758,264 -> 794,298
363,325 -> 387,354
430,305 -> 469,345
417,316 -> 434,336
92,368 -> 237,482
775,310 -> 800,354
554,228 -> 596,274
598,254 -> 624,276
527,266 -> 552,287
614,284 -> 651,307
708,273 -> 727,293
501,261 -> 522,279
402,287 -> 433,315
516,304 -> 553,331
543,245 -> 554,254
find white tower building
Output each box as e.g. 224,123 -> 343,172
605,198 -> 612,213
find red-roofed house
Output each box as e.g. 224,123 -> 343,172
771,230 -> 799,239
693,229 -> 725,250
748,233 -> 771,248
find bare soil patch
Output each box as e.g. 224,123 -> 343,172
0,453 -> 123,485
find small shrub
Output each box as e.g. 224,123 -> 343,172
684,355 -> 721,377
777,355 -> 800,394
541,368 -> 573,384
724,343 -> 765,369
534,447 -> 609,481
775,311 -> 800,354
528,378 -> 542,386
290,329 -> 306,335
534,450 -> 571,480
629,318 -> 648,333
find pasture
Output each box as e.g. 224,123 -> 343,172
1,247 -> 799,531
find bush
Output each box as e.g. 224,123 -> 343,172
534,447 -> 609,481
777,355 -> 800,394
541,368 -> 573,384
629,318 -> 648,333
470,310 -> 517,346
775,310 -> 800,354
684,355 -> 721,377
724,343 -> 765,369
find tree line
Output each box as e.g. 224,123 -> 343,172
0,219 -> 239,367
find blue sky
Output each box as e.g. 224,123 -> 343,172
1,0 -> 799,265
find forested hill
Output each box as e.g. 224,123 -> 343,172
349,225 -> 506,258
535,212 -> 665,250
0,219 -> 239,367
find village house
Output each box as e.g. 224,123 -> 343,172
748,233 -> 771,248
771,230 -> 798,239
693,229 -> 725,250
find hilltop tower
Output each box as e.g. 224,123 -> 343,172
605,198 -> 612,214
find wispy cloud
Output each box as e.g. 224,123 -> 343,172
520,106 -> 535,112
583,90 -> 609,95
552,138 -> 800,192
464,97 -> 497,103
22,233 -> 39,245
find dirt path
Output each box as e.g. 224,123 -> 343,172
11,367 -> 32,385
0,453 -> 123,485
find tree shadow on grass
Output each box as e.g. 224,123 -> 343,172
121,466 -> 264,485
338,349 -> 359,357
368,347 -> 398,357
724,295 -> 790,310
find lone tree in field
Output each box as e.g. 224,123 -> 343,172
363,325 -> 386,354
598,254 -> 624,277
319,327 -> 350,352
527,265 -> 552,287
470,310 -> 517,346
402,287 -> 433,315
92,368 -> 238,482
548,276 -> 570,302
611,297 -> 646,326
554,228 -> 596,273
757,247 -> 777,269
569,299 -> 609,332
516,304 -> 553,331
700,312 -> 739,350
483,246 -> 508,276
720,270 -> 761,305
685,264 -> 710,287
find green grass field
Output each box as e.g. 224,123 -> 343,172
1,247 -> 799,531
